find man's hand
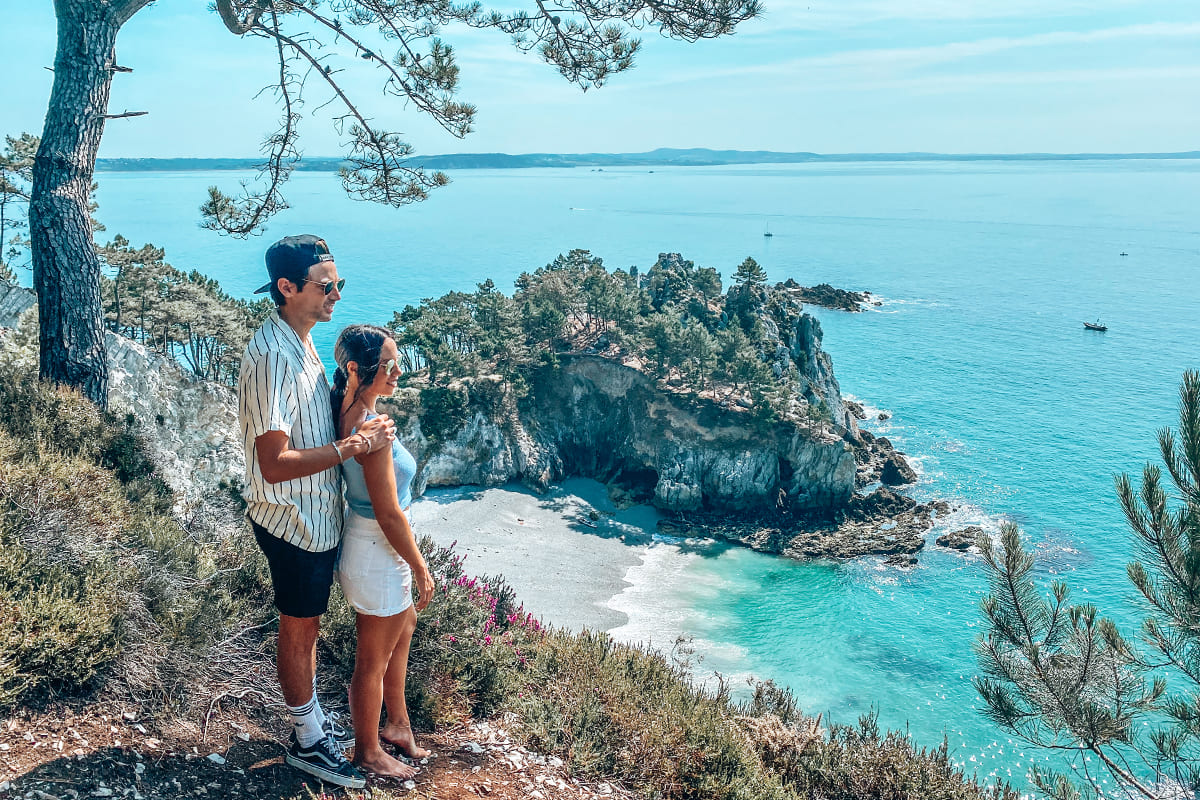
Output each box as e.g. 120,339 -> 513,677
357,413 -> 396,453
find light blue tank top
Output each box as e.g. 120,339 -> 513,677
342,413 -> 417,518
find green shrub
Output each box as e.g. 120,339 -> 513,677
0,428 -> 139,708
0,366 -> 273,712
509,629 -> 794,800
756,712 -> 1018,800
0,506 -> 124,708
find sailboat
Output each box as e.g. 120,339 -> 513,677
763,223 -> 773,238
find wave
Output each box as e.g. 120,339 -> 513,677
606,542 -> 752,676
841,393 -> 894,425
860,295 -> 947,312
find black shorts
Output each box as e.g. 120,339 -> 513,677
250,518 -> 338,619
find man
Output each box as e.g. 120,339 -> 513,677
238,234 -> 395,788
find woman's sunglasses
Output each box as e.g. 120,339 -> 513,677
300,277 -> 346,296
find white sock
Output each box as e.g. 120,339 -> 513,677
287,695 -> 324,747
311,675 -> 328,728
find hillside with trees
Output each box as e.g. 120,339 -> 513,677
391,249 -> 844,430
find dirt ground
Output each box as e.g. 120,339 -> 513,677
0,701 -> 633,800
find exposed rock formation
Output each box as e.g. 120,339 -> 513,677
0,281 -> 36,329
936,526 -> 983,551
392,355 -> 857,517
880,454 -> 919,486
850,431 -> 919,489
106,333 -> 244,514
780,279 -> 875,312
657,488 -> 953,561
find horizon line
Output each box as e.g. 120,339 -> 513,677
97,147 -> 1200,161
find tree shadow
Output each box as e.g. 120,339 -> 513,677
12,738 -> 349,800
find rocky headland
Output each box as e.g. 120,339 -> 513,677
659,486 -> 952,563
381,273 -> 946,563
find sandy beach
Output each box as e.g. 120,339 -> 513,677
407,478 -> 662,633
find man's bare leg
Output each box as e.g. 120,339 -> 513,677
278,614 -> 321,705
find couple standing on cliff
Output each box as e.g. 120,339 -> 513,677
236,234 -> 436,788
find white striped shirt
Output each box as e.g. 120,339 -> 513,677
238,311 -> 343,552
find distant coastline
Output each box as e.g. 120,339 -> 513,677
95,147 -> 1200,172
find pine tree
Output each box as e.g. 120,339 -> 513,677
0,134 -> 37,281
1121,370 -> 1200,791
733,256 -> 768,287
976,370 -> 1200,799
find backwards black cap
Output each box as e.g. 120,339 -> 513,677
255,234 -> 335,294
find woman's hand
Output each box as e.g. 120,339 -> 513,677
414,567 -> 436,611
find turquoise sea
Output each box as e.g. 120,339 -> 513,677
90,160 -> 1200,789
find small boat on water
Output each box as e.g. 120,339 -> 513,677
1084,320 -> 1108,332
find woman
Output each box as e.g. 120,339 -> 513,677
331,324 -> 436,779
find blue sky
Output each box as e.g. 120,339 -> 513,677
5,1 -> 1199,157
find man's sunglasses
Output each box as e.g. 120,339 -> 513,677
300,277 -> 346,296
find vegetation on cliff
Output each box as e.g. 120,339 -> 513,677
97,236 -> 273,386
392,249 -> 839,429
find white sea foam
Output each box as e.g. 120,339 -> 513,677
841,393 -> 891,422
606,541 -> 697,644
903,452 -> 931,481
606,541 -> 751,679
866,295 -> 944,309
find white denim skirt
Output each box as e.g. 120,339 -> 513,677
336,510 -> 413,616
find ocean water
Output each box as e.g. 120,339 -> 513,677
89,160 -> 1200,788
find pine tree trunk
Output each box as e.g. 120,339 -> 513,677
30,1 -> 125,407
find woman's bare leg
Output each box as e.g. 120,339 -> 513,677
350,612 -> 416,778
379,605 -> 431,759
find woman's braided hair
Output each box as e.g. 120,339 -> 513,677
331,324 -> 394,427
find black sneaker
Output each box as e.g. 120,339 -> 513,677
285,732 -> 366,788
323,711 -> 354,750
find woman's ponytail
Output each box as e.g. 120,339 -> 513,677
330,365 -> 349,426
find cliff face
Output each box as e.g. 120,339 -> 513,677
0,285 -> 244,516
398,354 -> 855,516
106,333 -> 244,514
0,282 -> 36,329
398,279 -> 858,516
